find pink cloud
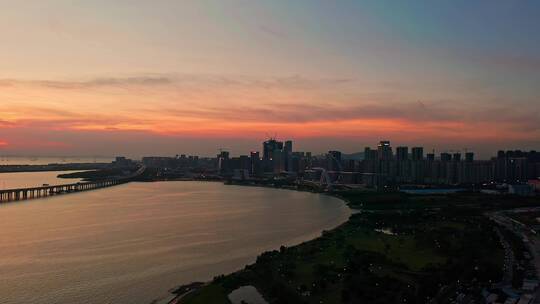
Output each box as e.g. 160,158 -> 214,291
0,74 -> 538,157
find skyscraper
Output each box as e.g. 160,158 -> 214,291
364,147 -> 377,161
411,147 -> 425,183
284,140 -> 293,171
273,148 -> 284,173
412,147 -> 424,161
396,146 -> 409,161
284,140 -> 292,153
377,141 -> 393,161
250,151 -> 261,176
218,151 -> 230,175
441,153 -> 452,162
327,150 -> 342,171
262,138 -> 283,160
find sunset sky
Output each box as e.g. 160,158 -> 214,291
1,1 -> 539,158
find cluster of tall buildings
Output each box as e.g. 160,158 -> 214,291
219,139 -> 540,188
142,154 -> 217,174
141,138 -> 539,189
143,154 -> 200,168
218,138 -> 312,178
358,141 -> 540,187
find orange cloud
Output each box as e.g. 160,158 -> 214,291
1,74 -> 539,156
30,116 -> 538,143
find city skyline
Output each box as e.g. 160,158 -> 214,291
3,3 -> 540,304
209,138 -> 540,189
1,1 -> 539,157
0,137 -> 537,161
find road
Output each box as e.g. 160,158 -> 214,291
488,211 -> 540,303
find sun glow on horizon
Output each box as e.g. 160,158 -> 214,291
0,1 -> 539,156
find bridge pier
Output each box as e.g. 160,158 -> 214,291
0,165 -> 144,204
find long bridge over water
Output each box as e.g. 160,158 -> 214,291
0,166 -> 146,203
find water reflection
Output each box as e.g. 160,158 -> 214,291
0,181 -> 350,304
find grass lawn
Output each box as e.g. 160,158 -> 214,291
181,191 -> 511,303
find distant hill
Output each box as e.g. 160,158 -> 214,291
341,152 -> 364,161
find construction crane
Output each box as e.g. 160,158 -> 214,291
264,132 -> 278,141
217,148 -> 229,157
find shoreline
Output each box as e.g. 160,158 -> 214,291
2,175 -> 524,302
175,187 -> 523,303
0,163 -> 109,173
167,181 -> 355,303
1,179 -> 349,304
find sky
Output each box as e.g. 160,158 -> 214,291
0,0 -> 539,159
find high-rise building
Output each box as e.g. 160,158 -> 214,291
262,138 -> 284,173
305,152 -> 313,169
453,153 -> 461,162
364,147 -> 377,161
262,139 -> 283,160
327,151 -> 342,171
412,147 -> 424,161
441,153 -> 452,162
426,153 -> 435,161
273,148 -> 285,173
284,140 -> 293,171
395,146 -> 410,182
217,151 -> 230,175
250,151 -> 261,176
284,140 -> 292,153
290,152 -> 306,173
465,152 -> 474,162
377,141 -> 393,160
239,155 -> 250,171
396,146 -> 409,161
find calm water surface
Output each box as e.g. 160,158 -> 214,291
0,156 -> 113,166
0,171 -> 83,189
0,181 -> 350,304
